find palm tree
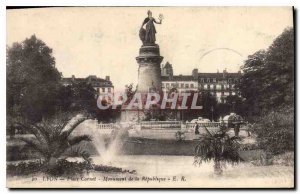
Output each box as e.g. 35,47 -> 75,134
194,126 -> 242,175
17,113 -> 92,169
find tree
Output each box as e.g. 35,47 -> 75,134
124,83 -> 137,104
237,27 -> 294,118
7,35 -> 62,123
194,127 -> 242,175
58,82 -> 97,115
237,27 -> 294,155
237,50 -> 267,118
263,28 -> 294,108
225,95 -> 245,116
17,113 -> 91,169
199,92 -> 217,120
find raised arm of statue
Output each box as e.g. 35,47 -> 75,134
153,18 -> 162,24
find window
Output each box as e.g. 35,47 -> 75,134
181,83 -> 184,88
213,78 -> 217,83
102,88 -> 105,92
166,83 -> 170,87
207,78 -> 210,83
200,78 -> 204,83
108,88 -> 111,93
191,84 -> 194,88
185,84 -> 189,88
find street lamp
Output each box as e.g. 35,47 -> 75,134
211,106 -> 214,122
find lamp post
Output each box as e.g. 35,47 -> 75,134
211,106 -> 214,122
232,101 -> 236,113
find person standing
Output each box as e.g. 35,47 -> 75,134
195,122 -> 200,135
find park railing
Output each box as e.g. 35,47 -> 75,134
98,123 -> 115,130
140,121 -> 182,130
185,122 -> 221,131
95,121 -> 248,131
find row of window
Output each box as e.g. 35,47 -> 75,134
95,87 -> 112,93
199,78 -> 240,83
212,91 -> 236,96
162,83 -> 195,89
199,84 -> 235,90
92,82 -> 112,87
162,83 -> 236,90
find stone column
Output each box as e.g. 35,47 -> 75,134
136,44 -> 163,93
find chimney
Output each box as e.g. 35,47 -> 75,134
192,68 -> 198,79
105,76 -> 110,81
71,75 -> 75,81
223,69 -> 227,78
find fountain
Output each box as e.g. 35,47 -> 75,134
74,119 -> 133,165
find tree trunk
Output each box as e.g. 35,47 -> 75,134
214,160 -> 223,176
47,157 -> 58,170
234,125 -> 240,137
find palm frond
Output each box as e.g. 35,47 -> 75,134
34,124 -> 51,145
203,126 -> 213,137
18,137 -> 49,158
60,114 -> 87,137
68,135 -> 92,146
16,122 -> 48,144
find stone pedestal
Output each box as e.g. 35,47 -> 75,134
136,44 -> 163,93
120,44 -> 163,122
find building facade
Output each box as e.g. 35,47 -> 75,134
62,75 -> 114,97
161,62 -> 198,94
161,62 -> 241,103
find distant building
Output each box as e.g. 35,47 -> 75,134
62,75 -> 114,96
161,61 -> 198,94
161,61 -> 174,77
161,63 -> 241,103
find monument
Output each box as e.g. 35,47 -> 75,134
120,10 -> 164,122
136,10 -> 164,93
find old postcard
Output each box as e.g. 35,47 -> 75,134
6,7 -> 294,188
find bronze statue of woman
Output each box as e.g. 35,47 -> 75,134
139,10 -> 163,45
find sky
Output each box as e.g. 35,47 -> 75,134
7,7 -> 293,91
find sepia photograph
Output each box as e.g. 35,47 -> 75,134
6,6 -> 294,188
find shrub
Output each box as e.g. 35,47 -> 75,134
253,107 -> 294,155
7,161 -> 44,176
7,159 -> 136,177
